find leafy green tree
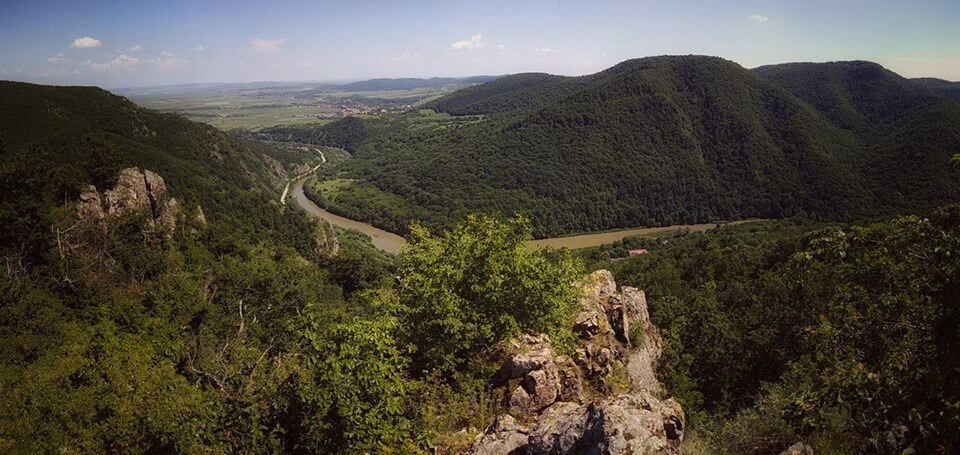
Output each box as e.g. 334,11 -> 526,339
2,322 -> 213,453
783,208 -> 960,452
296,314 -> 415,453
393,214 -> 582,376
952,152 -> 960,170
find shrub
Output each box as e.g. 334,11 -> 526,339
393,214 -> 582,376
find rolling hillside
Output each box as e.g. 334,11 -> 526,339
288,56 -> 960,236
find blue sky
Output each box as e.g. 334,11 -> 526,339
1,0 -> 958,87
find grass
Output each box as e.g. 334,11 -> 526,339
313,178 -> 356,201
123,83 -> 472,130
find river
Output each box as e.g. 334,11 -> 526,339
292,178 -> 760,253
292,179 -> 407,253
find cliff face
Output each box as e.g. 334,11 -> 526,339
63,168 -> 205,285
469,270 -> 684,454
77,167 -> 184,231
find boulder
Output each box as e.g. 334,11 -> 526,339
779,442 -> 814,455
527,392 -> 684,455
77,185 -> 105,220
499,334 -> 555,379
468,415 -> 530,455
501,334 -> 578,416
104,167 -> 152,215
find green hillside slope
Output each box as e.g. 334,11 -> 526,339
0,81 -> 322,257
276,56 -> 958,237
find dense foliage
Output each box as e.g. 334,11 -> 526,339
255,56 -> 960,238
597,209 -> 960,453
235,116 -> 369,153
0,87 -> 581,453
391,214 -> 582,376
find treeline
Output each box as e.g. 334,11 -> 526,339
233,116 -> 368,153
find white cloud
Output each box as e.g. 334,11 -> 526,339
159,51 -> 174,58
533,47 -> 557,55
451,33 -> 483,51
69,36 -> 102,49
193,45 -> 205,51
250,38 -> 285,54
47,53 -> 67,64
749,14 -> 769,23
496,43 -> 507,51
130,44 -> 142,52
85,53 -> 140,71
112,54 -> 140,68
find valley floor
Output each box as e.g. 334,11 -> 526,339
292,176 -> 764,252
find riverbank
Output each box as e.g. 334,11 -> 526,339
292,178 -> 407,253
292,177 -> 764,254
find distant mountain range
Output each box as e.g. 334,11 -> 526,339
116,75 -> 501,96
271,56 -> 960,236
335,76 -> 500,92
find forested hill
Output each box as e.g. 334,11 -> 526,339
282,56 -> 960,237
911,77 -> 960,102
0,81 -> 321,258
753,61 -> 960,211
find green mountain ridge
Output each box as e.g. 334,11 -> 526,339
286,55 -> 959,236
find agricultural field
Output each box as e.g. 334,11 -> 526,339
119,79 -> 489,130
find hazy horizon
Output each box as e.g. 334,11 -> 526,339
2,0 -> 959,88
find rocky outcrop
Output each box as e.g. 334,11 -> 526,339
468,271 -> 684,454
779,442 -> 814,455
468,415 -> 530,455
527,392 -> 685,454
312,221 -> 341,258
264,155 -> 287,181
498,334 -> 582,415
77,167 -> 196,233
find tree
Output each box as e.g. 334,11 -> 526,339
297,314 -> 414,453
783,208 -> 960,452
392,214 -> 582,376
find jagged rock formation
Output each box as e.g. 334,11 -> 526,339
77,167 -> 195,233
469,270 -> 684,455
312,221 -> 341,258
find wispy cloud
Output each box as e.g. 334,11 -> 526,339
147,52 -> 189,71
389,48 -> 422,62
451,33 -> 483,51
193,45 -> 205,51
496,44 -> 507,51
69,36 -> 102,49
47,53 -> 67,64
533,47 -> 557,56
130,44 -> 142,52
250,38 -> 285,54
85,54 -> 139,71
749,14 -> 769,23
